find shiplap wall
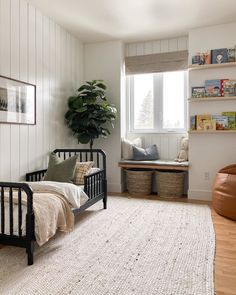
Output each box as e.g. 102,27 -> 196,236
125,36 -> 188,160
0,0 -> 83,181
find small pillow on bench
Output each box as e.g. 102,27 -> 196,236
133,144 -> 159,161
122,137 -> 142,160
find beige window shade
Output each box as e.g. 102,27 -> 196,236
125,50 -> 188,75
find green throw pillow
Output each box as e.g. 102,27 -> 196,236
44,153 -> 78,183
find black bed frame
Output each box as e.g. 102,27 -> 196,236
0,149 -> 107,265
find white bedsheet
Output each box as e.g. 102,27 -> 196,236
0,181 -> 89,242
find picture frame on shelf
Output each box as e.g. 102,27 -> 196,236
211,48 -> 228,64
0,75 -> 36,125
191,86 -> 206,98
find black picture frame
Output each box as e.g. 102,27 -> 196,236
0,75 -> 36,125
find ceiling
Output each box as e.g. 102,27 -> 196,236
27,0 -> 236,43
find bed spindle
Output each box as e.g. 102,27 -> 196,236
1,186 -> 5,234
9,187 -> 13,235
18,189 -> 22,237
97,152 -> 100,168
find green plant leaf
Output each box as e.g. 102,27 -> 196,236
76,106 -> 87,113
65,80 -> 117,147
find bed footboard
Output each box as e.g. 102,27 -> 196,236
0,182 -> 35,265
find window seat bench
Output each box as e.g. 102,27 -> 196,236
118,160 -> 189,171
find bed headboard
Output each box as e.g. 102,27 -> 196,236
26,149 -> 106,182
53,148 -> 106,177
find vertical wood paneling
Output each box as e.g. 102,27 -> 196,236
35,9 -> 43,170
42,15 -> 50,168
28,4 -> 36,172
49,19 -> 56,151
125,36 -> 188,57
55,24 -> 61,149
19,0 -> 29,179
0,0 -> 11,181
10,0 -> 20,181
0,0 -> 83,181
153,40 -> 161,54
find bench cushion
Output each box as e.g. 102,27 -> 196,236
118,160 -> 189,171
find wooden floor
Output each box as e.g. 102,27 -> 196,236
111,193 -> 236,295
0,193 -> 235,294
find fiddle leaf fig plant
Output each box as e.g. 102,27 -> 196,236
65,80 -> 117,150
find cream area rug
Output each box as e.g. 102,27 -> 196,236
0,196 -> 215,295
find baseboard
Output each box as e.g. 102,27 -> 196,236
108,182 -> 122,193
188,189 -> 212,201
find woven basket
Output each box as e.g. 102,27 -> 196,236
126,169 -> 153,195
156,170 -> 185,198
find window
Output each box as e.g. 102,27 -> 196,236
128,70 -> 187,133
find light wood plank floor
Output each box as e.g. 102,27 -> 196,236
110,193 -> 236,295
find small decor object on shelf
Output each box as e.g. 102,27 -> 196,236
227,47 -> 236,62
223,80 -> 236,97
203,119 -> 216,131
212,115 -> 228,130
211,48 -> 228,64
192,51 -> 211,65
191,86 -> 206,98
222,112 -> 236,130
201,51 -> 211,65
196,115 -> 212,130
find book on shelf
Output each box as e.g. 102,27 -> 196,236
205,79 -> 228,97
227,47 -> 236,63
190,115 -> 196,130
222,112 -> 236,130
211,48 -> 228,64
196,115 -> 212,130
212,115 -> 228,130
203,119 -> 216,131
191,86 -> 206,98
223,80 -> 236,97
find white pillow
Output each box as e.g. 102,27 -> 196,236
122,138 -> 142,160
86,167 -> 101,175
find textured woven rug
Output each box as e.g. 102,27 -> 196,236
0,196 -> 215,295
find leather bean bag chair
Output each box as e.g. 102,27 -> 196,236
212,164 -> 236,220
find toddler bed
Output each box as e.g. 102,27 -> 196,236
0,149 -> 107,265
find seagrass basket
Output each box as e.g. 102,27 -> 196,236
156,170 -> 185,198
126,169 -> 153,195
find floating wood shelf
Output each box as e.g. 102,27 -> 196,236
188,62 -> 236,71
189,130 -> 236,134
188,96 -> 236,102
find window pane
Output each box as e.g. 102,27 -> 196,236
133,74 -> 154,129
163,71 -> 185,129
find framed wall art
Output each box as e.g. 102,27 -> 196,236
0,75 -> 36,125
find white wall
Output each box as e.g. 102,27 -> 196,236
125,36 -> 188,160
188,23 -> 236,200
0,0 -> 83,181
84,41 -> 124,192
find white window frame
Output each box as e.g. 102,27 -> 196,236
127,71 -> 188,134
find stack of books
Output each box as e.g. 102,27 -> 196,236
190,112 -> 236,131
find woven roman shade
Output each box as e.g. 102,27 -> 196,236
125,50 -> 188,75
